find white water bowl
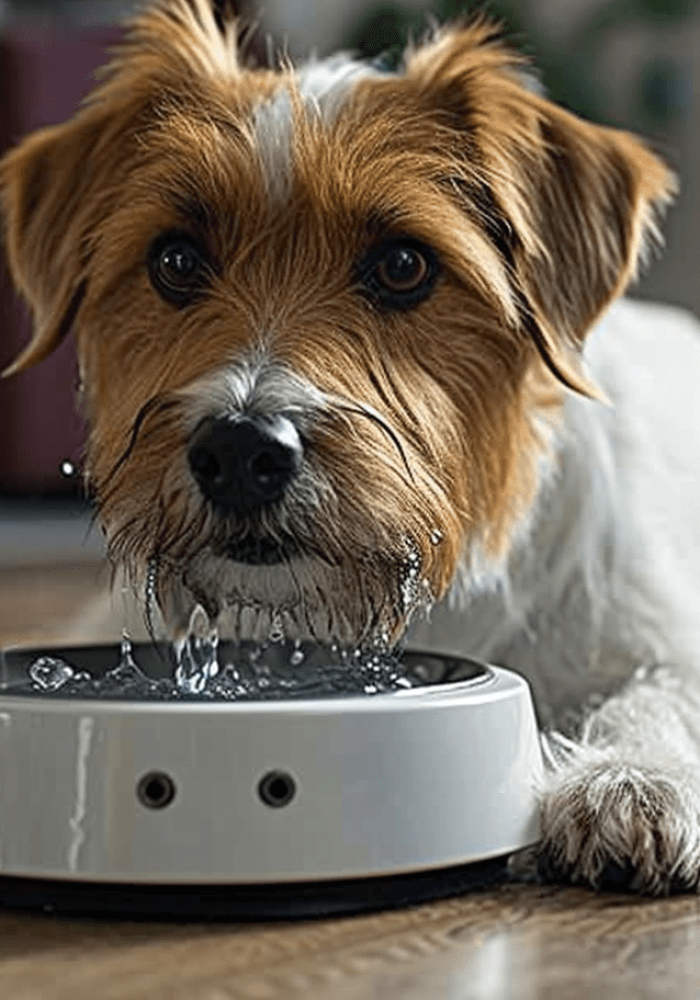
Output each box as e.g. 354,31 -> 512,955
0,643 -> 543,917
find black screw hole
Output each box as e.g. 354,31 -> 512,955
137,771 -> 176,810
258,770 -> 296,808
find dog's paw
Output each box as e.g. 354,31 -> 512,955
537,759 -> 700,895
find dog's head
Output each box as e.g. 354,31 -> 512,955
1,0 -> 674,644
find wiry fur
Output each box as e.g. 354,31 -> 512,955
3,0 -> 700,895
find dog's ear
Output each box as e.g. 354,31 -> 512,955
405,23 -> 677,396
1,0 -> 242,377
1,115 -> 110,376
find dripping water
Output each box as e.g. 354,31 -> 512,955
20,535 -> 447,700
144,557 -> 160,639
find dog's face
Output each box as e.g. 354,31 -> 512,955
1,0 -> 674,644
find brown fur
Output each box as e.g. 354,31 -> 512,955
0,0 -> 674,643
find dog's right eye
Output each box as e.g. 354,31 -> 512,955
147,233 -> 208,307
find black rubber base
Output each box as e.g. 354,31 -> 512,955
0,857 -> 509,921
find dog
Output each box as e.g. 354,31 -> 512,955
3,0 -> 700,896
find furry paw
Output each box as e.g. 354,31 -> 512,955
537,759 -> 700,895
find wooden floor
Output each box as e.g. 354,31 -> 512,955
1,561 -> 700,1000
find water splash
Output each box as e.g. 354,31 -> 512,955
27,637 -> 162,699
114,633 -> 144,681
23,640 -> 417,701
29,656 -> 76,692
96,634 -> 163,697
206,643 -> 413,700
174,605 -> 220,695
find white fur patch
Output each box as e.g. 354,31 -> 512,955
180,353 -> 326,432
251,87 -> 295,200
252,54 -> 379,199
410,299 -> 700,730
296,54 -> 380,119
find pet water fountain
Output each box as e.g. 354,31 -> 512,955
0,638 -> 544,918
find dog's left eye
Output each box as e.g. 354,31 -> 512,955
360,239 -> 438,309
148,233 -> 208,306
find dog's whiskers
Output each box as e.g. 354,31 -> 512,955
96,395 -> 183,500
331,397 -> 415,483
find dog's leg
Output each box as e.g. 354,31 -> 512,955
535,665 -> 700,894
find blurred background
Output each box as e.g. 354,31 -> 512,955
0,0 -> 698,503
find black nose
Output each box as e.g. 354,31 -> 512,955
187,414 -> 303,514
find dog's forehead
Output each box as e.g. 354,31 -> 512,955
248,55 -> 384,200
91,52 -> 518,331
134,56 -> 470,258
134,54 -> 417,227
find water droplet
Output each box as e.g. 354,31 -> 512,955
269,612 -> 285,644
289,641 -> 305,666
60,460 -> 76,478
144,558 -> 160,637
29,656 -> 74,691
394,676 -> 414,689
120,631 -> 135,666
430,529 -> 443,545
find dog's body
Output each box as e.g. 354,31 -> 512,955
412,296 -> 700,892
413,297 -> 700,727
3,0 -> 700,895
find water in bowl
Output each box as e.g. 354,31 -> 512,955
24,631 -> 416,701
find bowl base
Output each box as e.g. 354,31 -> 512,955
0,858 -> 509,921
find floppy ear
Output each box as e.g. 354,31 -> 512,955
1,0 -> 242,377
1,116 -> 110,376
406,24 -> 677,396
